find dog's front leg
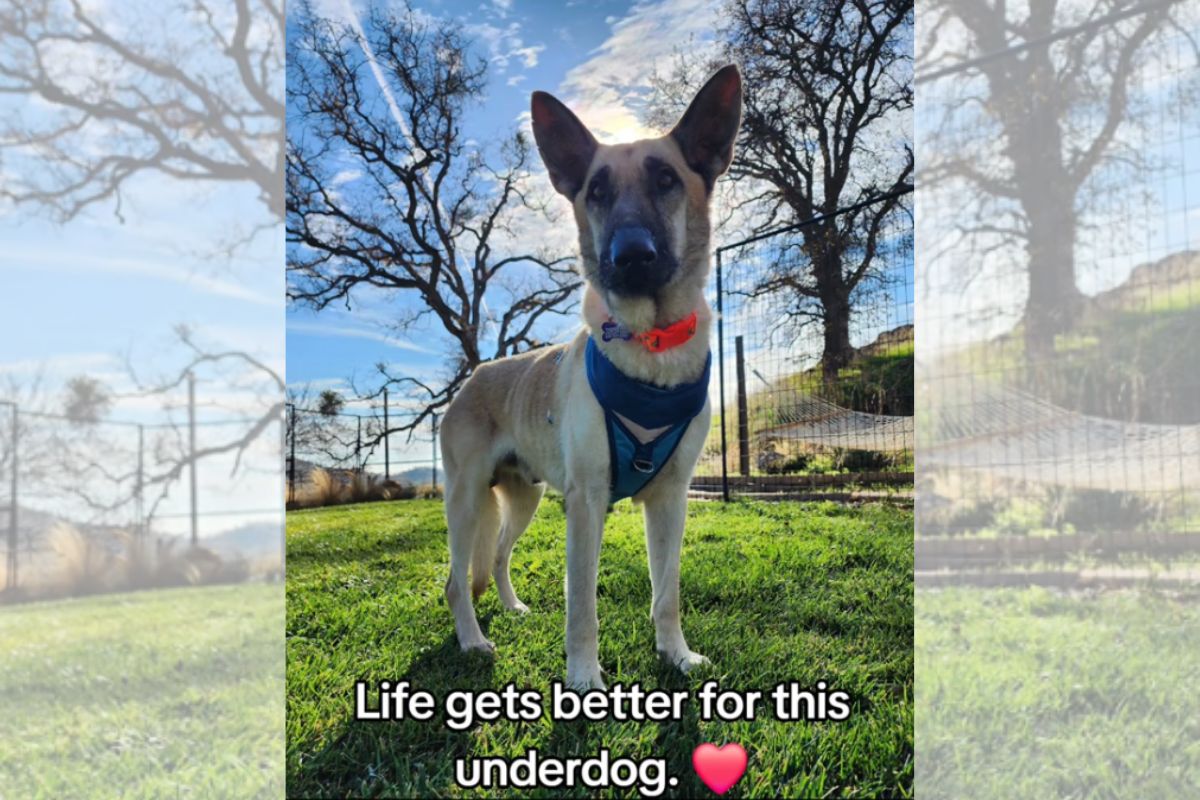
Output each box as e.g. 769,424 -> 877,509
644,488 -> 709,672
563,481 -> 607,690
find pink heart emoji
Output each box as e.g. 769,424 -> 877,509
692,742 -> 748,795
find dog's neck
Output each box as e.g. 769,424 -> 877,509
583,286 -> 712,388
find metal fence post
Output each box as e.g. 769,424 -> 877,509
187,370 -> 198,548
431,413 -> 439,493
136,423 -> 145,546
383,389 -> 390,480
736,335 -> 750,478
288,403 -> 296,503
5,402 -> 17,591
716,249 -> 730,502
280,410 -> 287,577
356,415 -> 363,473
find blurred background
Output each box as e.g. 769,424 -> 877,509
915,0 -> 1200,796
0,0 -> 284,795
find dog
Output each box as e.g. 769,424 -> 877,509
439,65 -> 742,689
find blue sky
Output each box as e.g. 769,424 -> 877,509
0,169 -> 284,536
0,1 -> 284,537
287,0 -> 726,408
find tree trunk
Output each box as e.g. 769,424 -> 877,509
803,229 -> 856,383
821,287 -> 854,383
1022,210 -> 1083,367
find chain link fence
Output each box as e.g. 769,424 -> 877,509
286,399 -> 440,508
916,0 -> 1200,586
0,388 -> 283,598
695,189 -> 915,502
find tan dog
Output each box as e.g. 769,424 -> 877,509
440,65 -> 742,689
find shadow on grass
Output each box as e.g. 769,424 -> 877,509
291,622 -> 497,798
498,657 -> 712,799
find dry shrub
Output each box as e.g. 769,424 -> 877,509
308,467 -> 346,506
288,467 -> 346,509
17,523 -> 268,603
379,480 -> 416,500
287,468 -> 426,509
416,483 -> 443,500
47,522 -> 120,594
347,472 -> 386,504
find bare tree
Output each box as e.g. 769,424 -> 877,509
651,0 -> 913,379
129,328 -> 285,513
286,2 -> 579,433
0,0 -> 286,534
919,0 -> 1184,358
0,0 -> 284,225
285,386 -> 385,475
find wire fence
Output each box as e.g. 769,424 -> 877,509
286,397 -> 440,508
915,0 -> 1200,586
0,381 -> 284,597
695,189 -> 915,502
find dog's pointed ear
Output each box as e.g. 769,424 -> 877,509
531,91 -> 598,199
670,64 -> 742,190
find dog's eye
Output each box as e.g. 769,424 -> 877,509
588,181 -> 607,202
657,170 -> 677,192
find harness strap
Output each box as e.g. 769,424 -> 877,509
585,337 -> 711,503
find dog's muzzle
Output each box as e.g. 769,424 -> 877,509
600,225 -> 676,296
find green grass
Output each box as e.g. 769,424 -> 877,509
0,583 -> 284,798
917,587 -> 1200,799
287,499 -> 913,798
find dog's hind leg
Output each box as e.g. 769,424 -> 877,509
493,476 -> 545,614
444,470 -> 500,654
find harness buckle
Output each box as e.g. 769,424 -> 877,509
632,458 -> 655,474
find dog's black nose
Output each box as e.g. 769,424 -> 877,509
610,226 -> 657,269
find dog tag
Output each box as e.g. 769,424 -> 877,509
602,320 -> 633,342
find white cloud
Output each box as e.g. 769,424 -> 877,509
0,352 -> 120,378
556,0 -> 723,143
513,44 -> 543,68
465,20 -> 544,73
506,74 -> 526,87
288,320 -> 435,354
331,169 -> 362,186
3,247 -> 277,307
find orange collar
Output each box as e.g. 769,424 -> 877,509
600,311 -> 698,353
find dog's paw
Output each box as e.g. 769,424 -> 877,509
663,649 -> 710,673
564,663 -> 606,691
503,599 -> 530,615
460,637 -> 496,655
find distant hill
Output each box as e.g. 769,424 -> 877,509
202,520 -> 281,559
949,249 -> 1200,423
9,505 -> 280,558
291,458 -> 441,487
1090,250 -> 1200,313
394,466 -> 443,486
857,324 -> 914,358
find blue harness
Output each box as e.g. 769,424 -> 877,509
584,337 -> 711,504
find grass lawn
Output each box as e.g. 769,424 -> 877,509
0,582 -> 284,799
287,498 -> 913,798
917,587 -> 1200,799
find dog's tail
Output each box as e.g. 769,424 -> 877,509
470,488 -> 501,601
